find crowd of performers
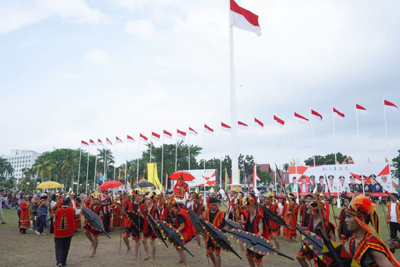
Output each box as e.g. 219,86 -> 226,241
15,177 -> 400,267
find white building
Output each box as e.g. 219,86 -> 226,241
2,150 -> 41,179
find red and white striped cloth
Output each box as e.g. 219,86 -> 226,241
356,104 -> 369,115
230,0 -> 261,36
204,124 -> 214,134
127,135 -> 135,143
152,132 -> 160,141
163,130 -> 172,139
333,107 -> 345,120
140,134 -> 148,143
221,122 -> 231,132
273,115 -> 285,128
384,99 -> 398,112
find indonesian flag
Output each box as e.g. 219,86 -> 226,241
189,127 -> 197,135
230,0 -> 261,36
73,181 -> 78,185
254,118 -> 264,128
294,112 -> 309,123
384,99 -> 398,112
238,121 -> 248,129
177,129 -> 186,139
116,136 -> 123,144
204,124 -> 214,134
140,134 -> 148,143
81,140 -> 89,147
163,130 -> 172,139
356,104 -> 369,115
273,115 -> 285,128
106,138 -> 113,145
152,132 -> 160,141
89,139 -> 96,146
333,107 -> 345,120
221,122 -> 231,132
311,109 -> 323,121
127,135 -> 135,143
97,139 -> 104,146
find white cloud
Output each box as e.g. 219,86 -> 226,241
0,0 -> 108,35
84,49 -> 111,63
125,20 -> 159,40
113,0 -> 181,11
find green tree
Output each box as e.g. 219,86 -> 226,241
304,152 -> 348,166
97,148 -> 115,179
33,158 -> 56,182
392,150 -> 400,183
257,168 -> 272,184
19,167 -> 36,192
0,157 -> 14,177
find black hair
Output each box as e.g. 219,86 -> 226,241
51,194 -> 57,201
63,197 -> 71,206
209,197 -> 219,204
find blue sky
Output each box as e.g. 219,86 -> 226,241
1,0 -> 400,168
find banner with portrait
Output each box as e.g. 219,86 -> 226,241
288,163 -> 392,196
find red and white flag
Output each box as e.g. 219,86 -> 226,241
140,134 -> 148,143
253,164 -> 260,189
177,129 -> 186,139
254,118 -> 264,128
221,122 -> 231,132
97,139 -> 104,146
230,0 -> 261,36
127,135 -> 135,143
116,136 -> 123,144
163,130 -> 172,139
106,138 -> 113,145
152,132 -> 160,141
356,104 -> 369,115
189,127 -> 197,135
89,139 -> 96,146
384,99 -> 398,112
81,140 -> 89,147
273,115 -> 285,128
333,107 -> 345,120
311,109 -> 323,121
238,121 -> 248,129
204,124 -> 214,134
294,112 -> 309,123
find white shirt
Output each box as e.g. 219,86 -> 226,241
389,201 -> 398,223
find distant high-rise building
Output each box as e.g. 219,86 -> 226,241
2,150 -> 41,179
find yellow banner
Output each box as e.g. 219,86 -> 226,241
147,163 -> 163,190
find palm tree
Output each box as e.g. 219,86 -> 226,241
33,160 -> 56,182
0,157 -> 14,177
97,148 -> 114,178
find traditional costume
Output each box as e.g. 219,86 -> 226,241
111,199 -> 122,229
54,202 -> 76,267
19,195 -> 31,234
74,199 -> 82,230
283,193 -> 299,239
297,200 -> 335,267
243,197 -> 268,265
346,195 -> 400,267
338,197 -> 352,243
204,198 -> 226,255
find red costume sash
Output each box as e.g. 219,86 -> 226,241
205,209 -> 225,245
176,209 -> 195,243
156,204 -> 169,221
349,233 -> 398,267
54,207 -> 76,238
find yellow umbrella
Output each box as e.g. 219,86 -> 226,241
36,181 -> 62,189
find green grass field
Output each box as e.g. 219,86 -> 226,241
0,204 -> 399,267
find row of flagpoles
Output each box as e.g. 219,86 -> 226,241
74,100 -> 398,194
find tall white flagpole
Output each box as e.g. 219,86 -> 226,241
113,141 -> 117,181
273,124 -> 277,191
332,107 -> 338,166
104,147 -> 107,181
161,134 -> 164,188
383,98 -> 389,161
229,11 -> 239,188
175,132 -> 178,172
150,140 -> 152,163
93,148 -> 98,191
188,128 -> 191,170
85,146 -> 90,195
125,139 -> 128,190
310,109 -> 316,167
355,104 -> 365,195
293,113 -> 299,203
137,138 -> 140,183
77,148 -> 82,193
